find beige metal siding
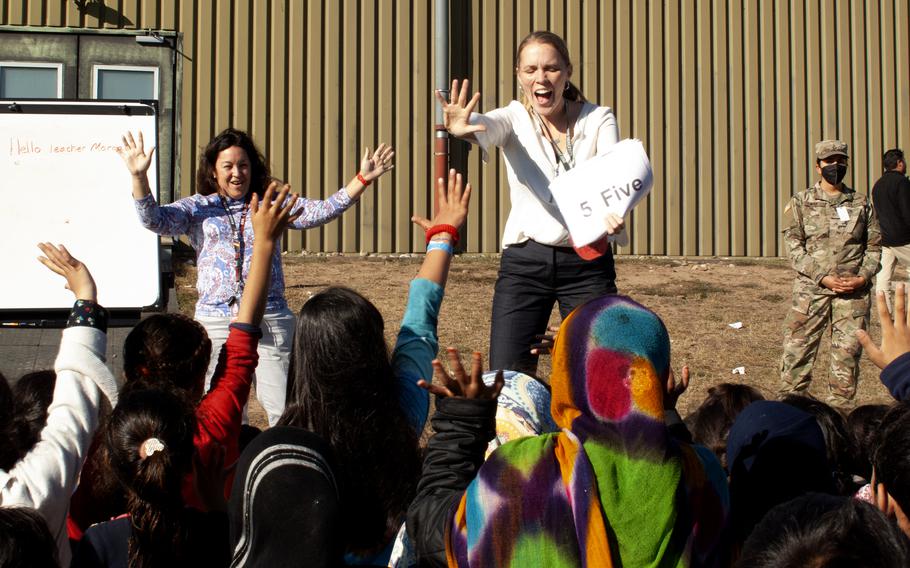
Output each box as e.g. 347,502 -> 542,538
4,0 -> 910,256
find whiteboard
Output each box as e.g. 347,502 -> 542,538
0,101 -> 161,310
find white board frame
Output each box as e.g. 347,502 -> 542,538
0,100 -> 162,313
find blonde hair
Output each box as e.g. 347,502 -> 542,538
515,30 -> 586,112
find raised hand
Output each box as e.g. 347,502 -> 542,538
664,365 -> 690,411
857,284 -> 910,369
411,169 -> 472,233
359,143 -> 395,182
116,131 -> 156,176
418,348 -> 504,401
37,243 -> 97,302
434,79 -> 487,139
250,181 -> 300,242
530,324 -> 561,355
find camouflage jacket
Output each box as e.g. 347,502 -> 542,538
783,182 -> 881,292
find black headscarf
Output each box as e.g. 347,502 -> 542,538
229,427 -> 342,568
726,400 -> 836,543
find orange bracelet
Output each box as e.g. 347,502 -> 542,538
356,173 -> 371,187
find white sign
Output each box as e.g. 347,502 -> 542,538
0,101 -> 160,310
549,139 -> 653,247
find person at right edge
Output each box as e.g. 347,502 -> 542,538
779,140 -> 881,409
872,148 -> 910,311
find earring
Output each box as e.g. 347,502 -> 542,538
564,83 -> 570,92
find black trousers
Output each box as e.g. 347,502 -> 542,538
488,240 -> 617,375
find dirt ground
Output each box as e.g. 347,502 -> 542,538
174,252 -> 897,429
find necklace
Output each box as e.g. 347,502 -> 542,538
217,193 -> 250,307
536,99 -> 576,176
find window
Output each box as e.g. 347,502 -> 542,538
0,62 -> 63,98
93,65 -> 158,100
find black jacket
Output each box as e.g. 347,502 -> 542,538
872,170 -> 910,246
406,397 -> 497,568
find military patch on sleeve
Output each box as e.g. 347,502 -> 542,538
783,201 -> 794,224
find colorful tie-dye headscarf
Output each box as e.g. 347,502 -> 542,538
447,295 -> 729,567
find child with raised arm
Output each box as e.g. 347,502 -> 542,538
118,128 -> 394,425
0,242 -> 120,566
275,169 -> 471,564
67,183 -> 299,541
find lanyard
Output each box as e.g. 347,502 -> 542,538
536,99 -> 576,175
218,194 -> 250,304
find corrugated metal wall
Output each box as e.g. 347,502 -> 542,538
4,0 -> 910,256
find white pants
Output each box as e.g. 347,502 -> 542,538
875,244 -> 910,311
197,307 -> 296,427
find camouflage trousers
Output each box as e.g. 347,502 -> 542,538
779,289 -> 871,407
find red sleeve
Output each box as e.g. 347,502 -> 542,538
183,325 -> 260,508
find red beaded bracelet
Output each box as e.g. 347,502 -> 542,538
426,224 -> 460,245
356,173 -> 371,187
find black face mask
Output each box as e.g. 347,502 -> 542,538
821,163 -> 848,185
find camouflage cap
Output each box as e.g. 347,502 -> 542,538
815,140 -> 849,160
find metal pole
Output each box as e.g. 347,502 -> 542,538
434,0 -> 449,215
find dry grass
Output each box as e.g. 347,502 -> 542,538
174,252 -> 896,428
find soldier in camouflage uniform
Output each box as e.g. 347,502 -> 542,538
779,140 -> 882,408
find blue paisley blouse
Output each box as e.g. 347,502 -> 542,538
134,189 -> 354,317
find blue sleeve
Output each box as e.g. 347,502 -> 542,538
392,278 -> 444,432
287,188 -> 354,230
881,352 -> 910,402
134,194 -> 195,236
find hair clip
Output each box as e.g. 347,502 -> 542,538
139,438 -> 166,460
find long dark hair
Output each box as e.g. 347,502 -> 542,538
781,394 -> 854,494
0,371 -> 57,471
689,383 -> 764,470
873,402 -> 910,515
123,314 -> 212,399
279,287 -> 421,555
12,371 -> 56,446
0,507 -> 58,568
105,386 -> 197,568
515,30 -> 586,106
739,494 -> 910,567
195,128 -> 271,197
0,373 -> 22,470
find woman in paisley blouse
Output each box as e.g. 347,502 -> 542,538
117,128 -> 394,425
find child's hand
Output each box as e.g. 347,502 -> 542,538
359,143 -> 395,183
116,131 -> 156,176
418,348 -> 504,401
857,284 -> 910,369
664,365 -> 690,410
530,324 -> 561,355
411,169 -> 472,233
250,181 -> 300,242
37,243 -> 97,302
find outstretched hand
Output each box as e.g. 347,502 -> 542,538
434,79 -> 487,139
116,131 -> 156,176
411,169 -> 472,232
664,365 -> 690,410
857,284 -> 910,369
418,348 -> 504,401
37,243 -> 97,302
359,143 -> 395,182
250,181 -> 300,242
530,325 -> 561,355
